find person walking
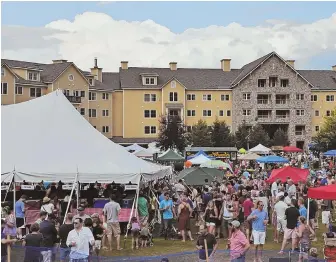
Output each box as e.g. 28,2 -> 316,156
196,225 -> 218,262
247,200 -> 268,262
39,214 -> 58,262
103,194 -> 122,251
22,223 -> 43,262
296,216 -> 315,262
177,195 -> 194,242
228,220 -> 250,262
159,192 -> 176,240
59,213 -> 74,262
273,195 -> 288,243
66,217 -> 95,262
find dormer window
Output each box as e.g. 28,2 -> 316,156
145,77 -> 156,85
28,71 -> 39,81
89,78 -> 94,86
141,73 -> 159,86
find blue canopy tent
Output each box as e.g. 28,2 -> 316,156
256,155 -> 289,163
187,150 -> 215,160
324,150 -> 336,157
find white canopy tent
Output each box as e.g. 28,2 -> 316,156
1,90 -> 172,185
133,149 -> 154,158
248,144 -> 272,154
125,143 -> 146,152
189,154 -> 211,165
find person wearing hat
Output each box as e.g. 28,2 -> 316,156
41,197 -> 54,215
228,220 -> 250,262
72,205 -> 92,223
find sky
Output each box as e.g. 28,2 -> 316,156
2,1 -> 336,71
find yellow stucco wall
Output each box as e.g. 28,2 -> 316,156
112,90 -> 123,137
11,68 -> 27,79
161,79 -> 185,115
15,85 -> 48,104
123,89 -> 162,138
311,91 -> 336,134
1,66 -> 15,105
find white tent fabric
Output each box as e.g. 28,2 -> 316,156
249,144 -> 272,154
147,142 -> 161,154
189,154 -> 210,165
133,149 -> 154,158
125,143 -> 145,152
238,153 -> 260,160
1,90 -> 172,184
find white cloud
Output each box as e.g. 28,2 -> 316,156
2,12 -> 336,71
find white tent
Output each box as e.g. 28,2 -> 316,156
248,144 -> 271,154
1,90 -> 172,184
189,154 -> 211,165
133,149 -> 154,158
125,143 -> 145,152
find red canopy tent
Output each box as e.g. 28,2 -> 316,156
307,184 -> 336,200
267,166 -> 309,184
283,146 -> 303,152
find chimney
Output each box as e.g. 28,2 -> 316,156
90,57 -> 102,81
121,61 -> 128,70
220,59 -> 231,72
52,59 -> 68,64
332,65 -> 336,71
169,62 -> 177,71
94,57 -> 98,68
286,60 -> 295,68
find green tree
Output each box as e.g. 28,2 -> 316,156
189,119 -> 212,147
211,118 -> 234,147
156,115 -> 187,152
272,128 -> 289,146
313,108 -> 336,151
248,124 -> 271,148
234,121 -> 250,149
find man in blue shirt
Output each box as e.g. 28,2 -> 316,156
15,194 -> 27,238
159,192 -> 176,240
247,200 -> 268,262
298,198 -> 307,218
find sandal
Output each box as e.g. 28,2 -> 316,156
278,250 -> 284,254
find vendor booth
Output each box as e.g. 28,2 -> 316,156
267,166 -> 309,184
185,147 -> 237,161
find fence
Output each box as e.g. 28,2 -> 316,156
7,245 -> 328,262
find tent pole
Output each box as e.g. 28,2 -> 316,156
12,171 -> 16,219
3,174 -> 14,202
307,198 -> 310,225
76,181 -> 80,209
124,183 -> 138,241
62,173 -> 79,224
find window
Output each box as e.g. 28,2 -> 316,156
144,77 -> 156,85
93,126 -> 97,129
144,94 -> 156,102
171,81 -> 176,88
243,109 -> 251,116
221,94 -> 230,101
280,79 -> 289,87
296,94 -> 304,100
89,109 -> 97,118
30,87 -> 41,97
258,79 -> 266,87
1,83 -> 8,95
144,110 -> 156,118
102,93 -> 109,100
1,67 -> 4,76
89,92 -> 96,101
74,90 -> 81,97
326,95 -> 335,102
269,77 -> 277,87
243,93 -> 251,100
326,110 -> 331,117
144,126 -> 156,134
187,110 -> 196,117
102,126 -> 110,133
169,92 -> 178,102
311,95 -> 317,101
315,126 -> 320,132
80,108 -> 85,116
15,86 -> 23,95
202,94 -> 212,101
315,110 -> 319,117
296,110 -> 305,116
227,110 -> 231,117
80,91 -> 85,98
28,71 -> 38,81
89,78 -> 93,86
186,94 -> 196,101
102,110 -> 109,117
202,110 -> 212,117
295,126 -> 305,135
219,110 -> 224,117
63,89 -> 70,96
68,74 -> 74,81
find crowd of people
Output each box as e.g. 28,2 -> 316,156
1,155 -> 336,262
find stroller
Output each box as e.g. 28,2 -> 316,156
323,232 -> 336,262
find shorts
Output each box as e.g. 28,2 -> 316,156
60,247 -> 70,261
276,218 -> 286,232
131,229 -> 140,238
206,222 -> 216,227
16,217 -> 24,228
252,230 -> 266,245
139,216 -> 148,225
94,240 -> 101,250
299,243 -> 310,254
284,228 -> 297,240
106,222 -> 121,236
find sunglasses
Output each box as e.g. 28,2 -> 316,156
73,222 -> 80,225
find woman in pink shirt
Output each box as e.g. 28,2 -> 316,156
228,220 -> 250,262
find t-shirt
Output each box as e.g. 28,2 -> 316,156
202,193 -> 212,207
250,209 -> 268,232
159,199 -> 173,220
24,233 -> 43,262
288,185 -> 297,199
138,197 -> 149,217
41,203 -> 54,214
299,206 -> 307,218
243,199 -> 253,217
271,182 -> 278,196
274,201 -> 288,219
15,200 -> 25,218
59,223 -> 74,248
175,183 -> 185,192
103,201 -> 121,223
92,225 -> 104,240
197,233 -> 217,260
285,206 -> 300,229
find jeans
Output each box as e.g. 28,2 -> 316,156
60,247 -> 71,261
163,219 -> 173,239
231,255 -> 246,262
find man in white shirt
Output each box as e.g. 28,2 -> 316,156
174,179 -> 186,194
287,180 -> 297,199
271,179 -> 280,198
66,217 -> 95,262
273,195 -> 288,243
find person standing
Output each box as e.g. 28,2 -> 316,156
72,206 -> 92,223
242,194 -> 254,240
177,196 -> 194,242
196,225 -> 218,262
66,218 -> 95,262
59,213 -> 74,262
228,220 -> 250,262
1,220 -> 18,262
247,200 -> 268,262
15,194 -> 27,239
22,223 -> 43,262
39,214 -> 58,262
138,192 -> 149,227
298,198 -> 307,219
159,192 -> 176,240
103,194 -> 122,251
296,216 -> 315,262
287,180 -> 297,199
273,195 -> 288,243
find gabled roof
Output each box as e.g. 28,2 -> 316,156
1,62 -> 19,79
1,59 -> 43,70
298,70 -> 336,90
102,72 -> 121,90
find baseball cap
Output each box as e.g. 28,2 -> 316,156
230,220 -> 240,228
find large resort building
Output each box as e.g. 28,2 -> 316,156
1,52 -> 336,149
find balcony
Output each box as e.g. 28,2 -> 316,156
257,110 -> 272,122
66,95 -> 81,104
257,99 -> 270,104
295,126 -> 306,136
275,94 -> 290,107
257,94 -> 271,107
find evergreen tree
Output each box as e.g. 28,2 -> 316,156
234,121 -> 250,149
189,119 -> 212,147
272,128 -> 289,146
211,118 -> 234,147
248,124 -> 271,148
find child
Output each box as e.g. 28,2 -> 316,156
92,214 -> 104,256
139,224 -> 150,248
322,205 -> 331,228
131,217 -> 140,250
308,248 -> 318,262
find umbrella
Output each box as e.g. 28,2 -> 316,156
267,166 -> 309,184
256,155 -> 289,163
283,146 -> 303,152
238,148 -> 247,154
308,184 -> 336,200
238,153 -> 260,161
324,150 -> 336,157
200,160 -> 233,172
